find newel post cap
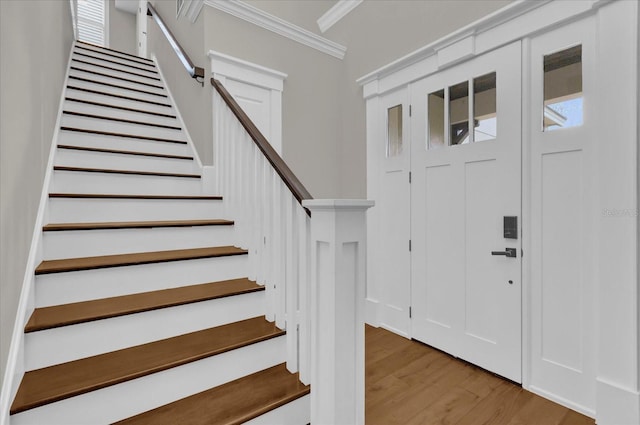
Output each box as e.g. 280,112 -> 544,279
302,199 -> 374,211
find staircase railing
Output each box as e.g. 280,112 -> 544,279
147,3 -> 204,82
212,77 -> 373,424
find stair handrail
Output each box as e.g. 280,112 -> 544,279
210,78 -> 313,209
147,3 -> 204,82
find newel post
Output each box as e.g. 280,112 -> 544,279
302,199 -> 375,425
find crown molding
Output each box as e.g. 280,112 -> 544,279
317,0 -> 362,33
204,0 -> 347,59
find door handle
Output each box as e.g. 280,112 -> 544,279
491,248 -> 517,258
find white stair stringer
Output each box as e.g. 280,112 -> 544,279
11,335 -> 286,425
43,225 -> 235,259
25,290 -> 265,370
35,254 -> 249,307
54,147 -> 198,175
50,169 -> 202,196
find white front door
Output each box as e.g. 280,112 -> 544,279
410,41 -> 522,382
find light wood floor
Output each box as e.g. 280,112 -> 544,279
365,325 -> 595,425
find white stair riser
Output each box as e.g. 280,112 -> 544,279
69,69 -> 166,96
74,49 -> 157,73
65,87 -> 175,116
55,148 -> 197,175
72,53 -> 158,79
25,291 -> 265,370
63,99 -> 179,128
48,197 -> 224,223
61,114 -> 185,141
35,254 -> 247,306
66,78 -> 171,105
244,394 -> 310,425
51,170 -> 202,196
57,129 -> 190,157
76,45 -> 152,66
12,335 -> 286,425
43,225 -> 235,259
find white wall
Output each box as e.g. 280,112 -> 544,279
108,0 -> 137,55
0,0 -> 74,385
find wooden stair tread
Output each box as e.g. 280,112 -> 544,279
35,246 -> 246,275
57,144 -> 193,160
69,75 -> 167,98
66,86 -> 171,107
70,66 -> 164,89
49,193 -> 222,200
76,41 -> 154,63
71,58 -> 161,81
43,219 -> 232,231
10,316 -> 283,414
63,110 -> 181,130
115,363 -> 309,425
73,52 -> 158,74
65,97 -> 176,118
60,127 -> 185,144
75,45 -> 155,68
25,278 -> 261,332
53,165 -> 200,179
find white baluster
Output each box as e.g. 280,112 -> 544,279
297,205 -> 311,384
273,174 -> 285,329
285,191 -> 298,372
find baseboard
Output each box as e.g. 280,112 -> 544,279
527,385 -> 595,418
596,378 -> 640,425
0,39 -> 77,425
364,298 -> 379,327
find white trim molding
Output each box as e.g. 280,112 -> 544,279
178,0 -> 205,23
357,0 -> 613,98
208,50 -> 287,91
204,0 -> 347,59
317,0 -> 362,33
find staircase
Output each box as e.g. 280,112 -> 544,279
7,41 -> 309,425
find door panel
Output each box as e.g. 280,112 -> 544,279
377,89 -> 411,336
529,18 -> 596,411
410,41 -> 522,382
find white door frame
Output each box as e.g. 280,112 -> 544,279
360,1 -> 639,423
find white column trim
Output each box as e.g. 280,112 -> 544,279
317,0 -> 362,33
204,0 -> 347,59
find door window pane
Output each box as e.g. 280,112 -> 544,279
428,89 -> 445,150
473,72 -> 497,142
543,45 -> 583,131
449,81 -> 470,145
387,104 -> 403,157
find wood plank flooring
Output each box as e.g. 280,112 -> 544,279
365,326 -> 595,425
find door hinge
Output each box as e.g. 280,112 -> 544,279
409,171 -> 412,184
409,240 -> 412,251
409,105 -> 412,117
409,306 -> 412,318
